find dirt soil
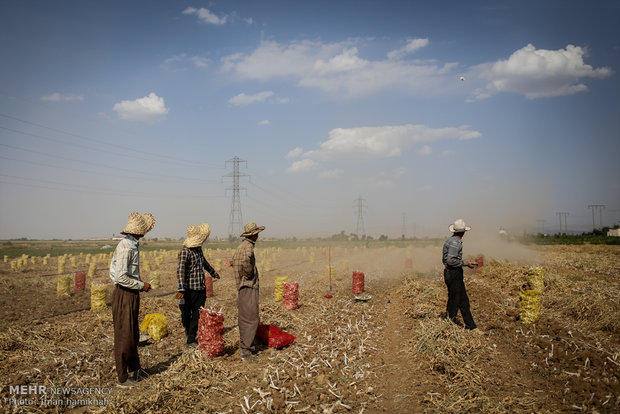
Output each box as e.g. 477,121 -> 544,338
0,242 -> 618,413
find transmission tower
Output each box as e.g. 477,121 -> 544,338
354,196 -> 367,238
222,156 -> 249,238
556,212 -> 569,234
402,213 -> 406,239
587,204 -> 605,231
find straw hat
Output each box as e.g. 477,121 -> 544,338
184,223 -> 211,248
121,212 -> 155,236
449,218 -> 471,233
240,222 -> 265,237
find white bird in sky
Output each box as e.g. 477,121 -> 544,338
459,76 -> 466,81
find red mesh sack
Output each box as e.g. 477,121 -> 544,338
404,258 -> 413,269
352,271 -> 364,294
256,324 -> 296,349
475,256 -> 484,272
197,307 -> 224,358
282,282 -> 298,310
205,274 -> 214,297
74,272 -> 86,292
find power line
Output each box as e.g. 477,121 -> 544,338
0,112 -> 223,169
0,143 -> 218,184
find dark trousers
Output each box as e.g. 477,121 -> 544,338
238,287 -> 259,356
112,285 -> 141,382
181,289 -> 206,344
444,267 -> 477,330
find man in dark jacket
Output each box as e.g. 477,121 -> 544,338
176,222 -> 219,347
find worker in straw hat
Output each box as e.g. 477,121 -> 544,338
442,219 -> 479,331
109,211 -> 155,387
232,222 -> 265,360
176,222 -> 219,347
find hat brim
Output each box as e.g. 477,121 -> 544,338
240,226 -> 265,237
449,224 -> 471,233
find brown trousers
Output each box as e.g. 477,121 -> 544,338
237,287 -> 259,356
112,285 -> 141,382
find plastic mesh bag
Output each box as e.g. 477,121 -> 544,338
90,283 -> 108,311
140,313 -> 168,341
256,324 -> 296,349
274,276 -> 289,302
57,275 -> 71,297
519,290 -> 541,324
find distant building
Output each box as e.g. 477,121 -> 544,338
607,228 -> 620,237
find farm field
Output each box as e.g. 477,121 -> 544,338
0,240 -> 618,413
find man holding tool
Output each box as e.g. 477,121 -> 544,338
442,218 -> 479,331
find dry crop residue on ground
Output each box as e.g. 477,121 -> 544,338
0,243 -> 618,413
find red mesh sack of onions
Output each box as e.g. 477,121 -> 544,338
282,282 -> 299,310
197,306 -> 224,358
204,273 -> 214,297
352,271 -> 365,294
256,324 -> 296,349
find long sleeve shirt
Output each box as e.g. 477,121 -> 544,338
232,238 -> 259,291
176,247 -> 216,292
442,235 -> 466,268
109,235 -> 144,290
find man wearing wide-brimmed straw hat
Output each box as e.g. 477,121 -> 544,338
442,219 -> 478,331
232,222 -> 265,360
109,211 -> 155,386
176,222 -> 219,347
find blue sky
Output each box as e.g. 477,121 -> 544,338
1,0 -> 619,239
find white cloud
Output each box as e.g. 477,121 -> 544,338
304,124 -> 480,160
472,44 -> 613,100
41,93 -> 83,102
418,145 -> 432,155
221,39 -> 447,98
182,7 -> 227,25
277,97 -> 290,103
387,38 -> 429,60
245,17 -> 254,25
113,92 -> 168,122
258,119 -> 270,126
162,54 -> 209,71
285,147 -> 303,159
287,159 -> 317,173
228,91 -> 274,106
318,169 -> 343,179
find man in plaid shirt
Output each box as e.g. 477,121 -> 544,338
232,222 -> 265,360
176,223 -> 219,346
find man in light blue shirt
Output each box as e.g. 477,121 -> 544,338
109,212 -> 155,387
442,219 -> 477,330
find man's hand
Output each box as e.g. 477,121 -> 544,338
142,282 -> 151,292
213,273 -> 220,280
175,292 -> 184,299
466,262 -> 475,269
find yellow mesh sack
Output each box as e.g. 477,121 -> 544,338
519,290 -> 541,324
87,262 -> 97,277
274,276 -> 289,302
140,313 -> 168,341
527,267 -> 545,292
150,271 -> 160,289
90,283 -> 108,311
57,275 -> 71,297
